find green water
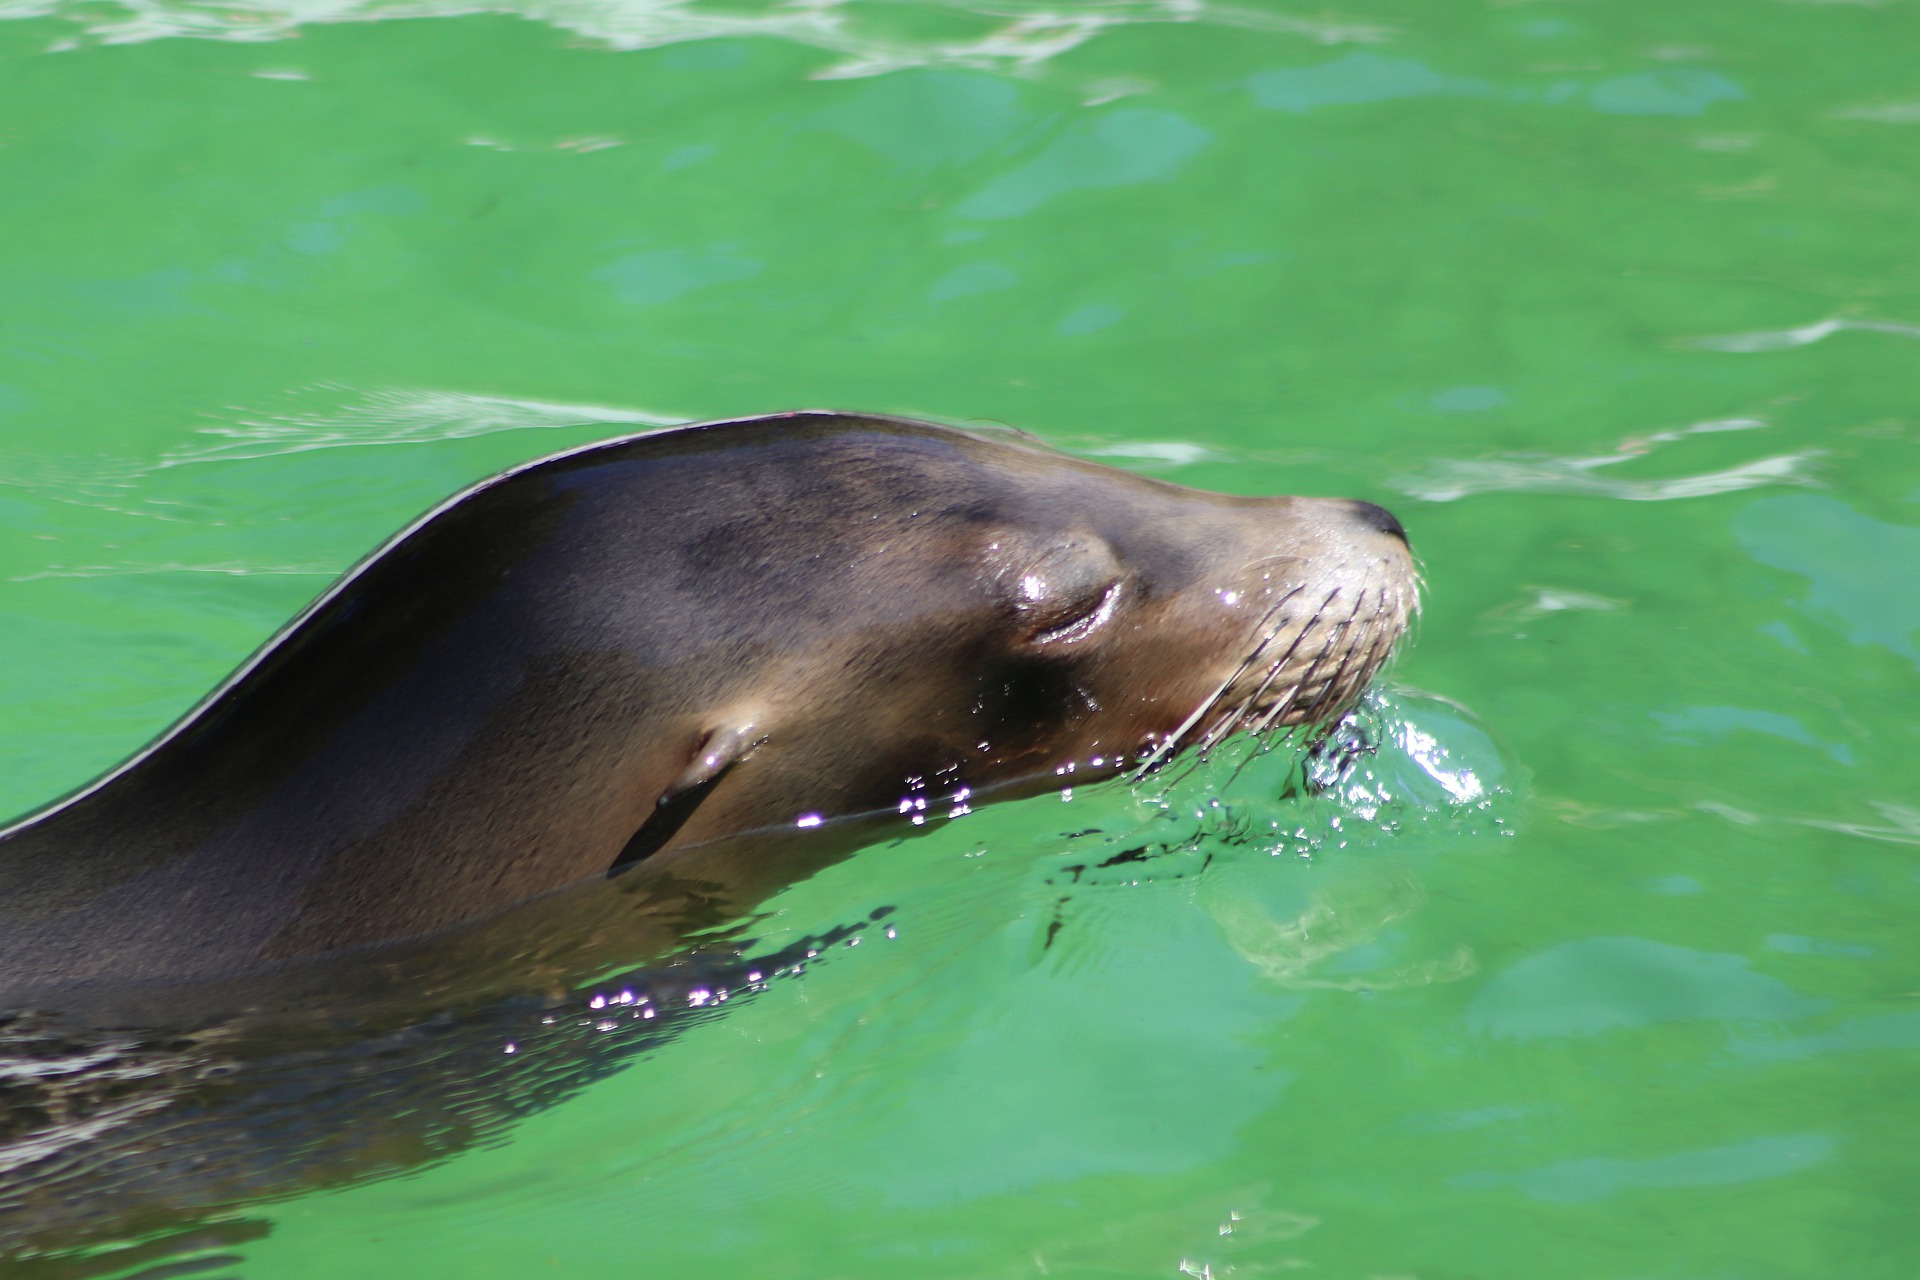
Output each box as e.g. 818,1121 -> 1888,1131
2,0 -> 1918,1272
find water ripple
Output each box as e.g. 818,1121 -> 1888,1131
1395,414 -> 1818,503
1454,1133 -> 1835,1204
1,0 -> 1385,76
10,562 -> 338,582
164,386 -> 686,467
1684,314 -> 1920,353
1400,449 -> 1816,503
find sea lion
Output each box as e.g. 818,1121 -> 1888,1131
0,410 -> 1418,1266
0,411 -> 1415,1008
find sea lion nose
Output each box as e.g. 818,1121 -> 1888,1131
1346,500 -> 1409,545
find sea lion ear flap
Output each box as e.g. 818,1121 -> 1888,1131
612,719 -> 768,877
659,720 -> 765,806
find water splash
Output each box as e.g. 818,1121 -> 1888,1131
1029,687 -> 1513,890
1150,690 -> 1508,991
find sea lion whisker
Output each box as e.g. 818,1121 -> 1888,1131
1212,588 -> 1341,748
1319,585 -> 1385,712
1221,587 -> 1376,790
1195,622 -> 1294,756
1217,586 -> 1344,747
1205,639 -> 1296,754
1128,583 -> 1305,781
1128,684 -> 1228,783
1143,744 -> 1218,795
1127,587 -> 1317,793
1316,592 -> 1384,724
1397,580 -> 1425,651
1245,586 -> 1367,741
1337,583 -> 1405,709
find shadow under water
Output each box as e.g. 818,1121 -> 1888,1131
0,856 -> 887,1277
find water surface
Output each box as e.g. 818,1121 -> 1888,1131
1,0 -> 1917,1274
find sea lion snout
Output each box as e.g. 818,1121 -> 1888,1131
1099,488 -> 1417,768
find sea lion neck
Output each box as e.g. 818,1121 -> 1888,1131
0,418 -> 1012,992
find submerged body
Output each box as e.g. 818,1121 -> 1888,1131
0,411 -> 1415,1009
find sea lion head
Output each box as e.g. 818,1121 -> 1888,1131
636,414 -> 1418,862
